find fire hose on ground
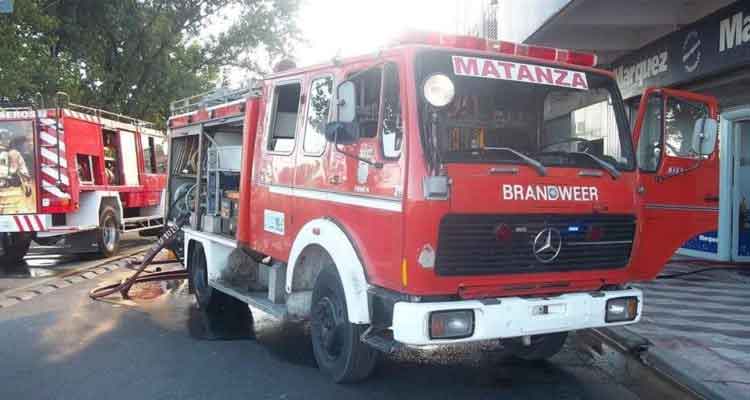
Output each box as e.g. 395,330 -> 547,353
89,212 -> 191,300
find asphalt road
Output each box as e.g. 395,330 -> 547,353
0,233 -> 153,293
0,256 -> 645,400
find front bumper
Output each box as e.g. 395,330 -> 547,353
391,288 -> 643,345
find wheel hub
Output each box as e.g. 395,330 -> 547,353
315,296 -> 344,359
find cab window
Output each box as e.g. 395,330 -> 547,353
268,82 -> 301,153
348,63 -> 403,159
664,97 -> 708,159
637,95 -> 663,172
381,64 -> 403,159
303,76 -> 333,155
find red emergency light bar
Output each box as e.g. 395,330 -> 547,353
392,31 -> 598,67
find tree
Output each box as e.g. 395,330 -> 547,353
0,0 -> 300,125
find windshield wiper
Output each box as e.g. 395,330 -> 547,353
571,151 -> 620,179
483,147 -> 546,176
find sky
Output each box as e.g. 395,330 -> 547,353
293,0 -> 477,66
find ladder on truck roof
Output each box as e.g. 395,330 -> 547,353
169,82 -> 260,117
65,102 -> 162,135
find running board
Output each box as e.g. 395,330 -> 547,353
122,216 -> 164,233
210,279 -> 287,320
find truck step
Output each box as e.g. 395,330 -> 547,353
360,328 -> 404,354
210,279 -> 287,320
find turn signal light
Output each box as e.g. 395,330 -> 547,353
605,297 -> 639,323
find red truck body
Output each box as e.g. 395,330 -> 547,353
167,33 -> 720,382
0,104 -> 166,261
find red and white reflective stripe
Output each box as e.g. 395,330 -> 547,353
37,118 -> 71,201
11,215 -> 46,232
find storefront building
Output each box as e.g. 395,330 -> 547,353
483,0 -> 750,261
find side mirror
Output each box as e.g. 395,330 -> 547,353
691,117 -> 718,156
337,81 -> 356,123
325,122 -> 360,145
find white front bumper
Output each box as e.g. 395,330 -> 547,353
392,288 -> 643,345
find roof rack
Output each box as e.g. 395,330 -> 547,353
169,81 -> 260,117
67,102 -> 156,129
0,106 -> 35,112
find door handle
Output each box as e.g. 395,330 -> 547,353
328,175 -> 342,185
704,195 -> 719,202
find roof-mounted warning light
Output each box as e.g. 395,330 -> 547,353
392,31 -> 598,68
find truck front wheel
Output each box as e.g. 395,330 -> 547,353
507,332 -> 568,361
0,232 -> 33,268
311,266 -> 377,383
96,205 -> 121,257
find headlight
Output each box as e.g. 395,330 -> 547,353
429,309 -> 474,339
423,74 -> 455,108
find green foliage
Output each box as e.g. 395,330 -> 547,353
0,0 -> 300,126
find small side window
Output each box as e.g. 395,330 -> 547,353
152,136 -> 168,173
380,64 -> 403,159
142,136 -> 154,173
637,95 -> 663,172
268,83 -> 302,153
303,76 -> 333,155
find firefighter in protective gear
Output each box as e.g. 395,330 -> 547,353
0,128 -> 32,197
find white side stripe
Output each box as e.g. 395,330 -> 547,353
42,167 -> 69,185
42,182 -> 71,199
40,132 -> 66,151
41,148 -> 67,168
268,185 -> 402,212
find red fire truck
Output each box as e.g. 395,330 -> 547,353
0,100 -> 167,268
166,32 -> 720,382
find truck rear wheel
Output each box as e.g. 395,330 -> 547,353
507,332 -> 568,361
0,232 -> 33,267
311,266 -> 377,383
96,205 -> 121,257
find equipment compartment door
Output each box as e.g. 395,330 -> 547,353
629,88 -> 720,280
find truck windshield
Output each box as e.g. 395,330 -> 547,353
416,51 -> 635,171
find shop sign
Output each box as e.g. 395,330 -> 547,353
611,1 -> 750,99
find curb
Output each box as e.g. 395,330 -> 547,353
0,245 -> 150,310
595,328 -> 747,400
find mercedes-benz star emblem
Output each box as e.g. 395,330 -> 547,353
533,228 -> 562,263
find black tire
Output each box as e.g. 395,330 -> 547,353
96,205 -> 121,257
188,243 -> 249,320
507,332 -> 568,361
311,266 -> 377,383
0,232 -> 32,267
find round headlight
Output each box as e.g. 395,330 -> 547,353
423,74 -> 455,108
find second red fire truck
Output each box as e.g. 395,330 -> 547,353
0,100 -> 167,269
166,32 -> 720,382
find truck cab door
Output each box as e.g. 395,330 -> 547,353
629,88 -> 720,280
